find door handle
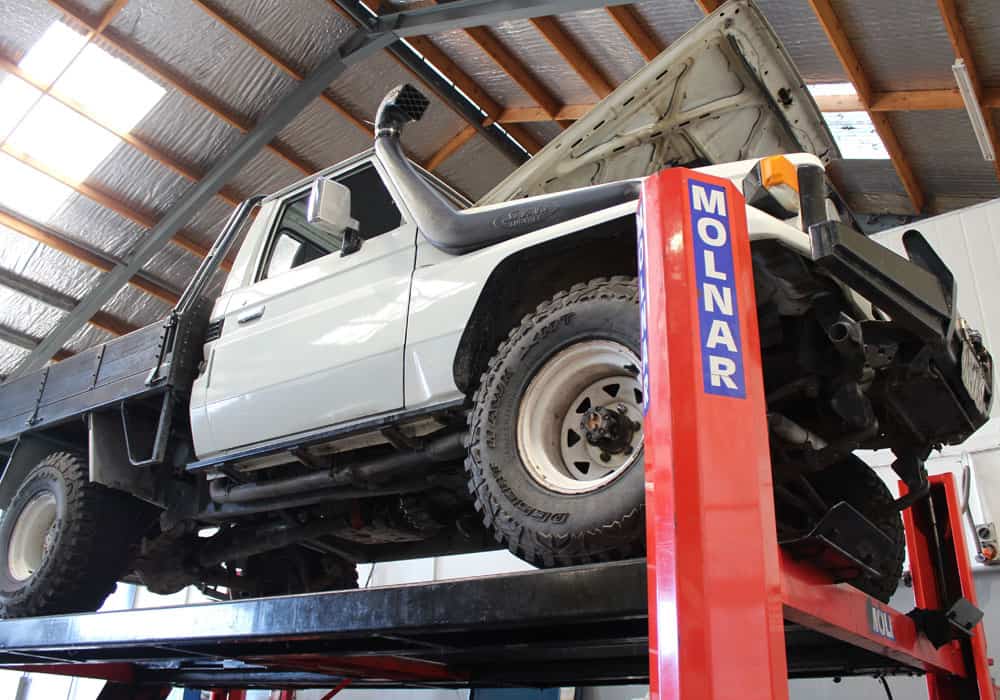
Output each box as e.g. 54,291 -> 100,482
237,306 -> 265,324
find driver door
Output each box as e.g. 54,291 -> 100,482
201,161 -> 416,453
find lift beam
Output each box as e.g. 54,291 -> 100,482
0,168 -> 995,699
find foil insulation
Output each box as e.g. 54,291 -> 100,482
518,121 -> 561,148
556,9 -> 645,86
128,90 -> 244,174
209,0 -> 358,75
0,346 -> 28,378
965,0 -> 1000,85
489,19 -> 594,105
0,0 -> 60,61
829,159 -> 907,199
327,49 -> 466,165
109,0 -> 298,123
276,94 -> 371,172
631,0 -> 703,47
48,195 -> 146,258
890,111 -> 1000,197
835,0 -> 956,91
66,324 -> 114,355
72,0 -> 118,17
20,246 -> 102,301
745,0 -> 847,83
426,28 -> 536,108
435,133 -> 517,201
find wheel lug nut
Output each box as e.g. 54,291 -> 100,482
600,452 -> 611,462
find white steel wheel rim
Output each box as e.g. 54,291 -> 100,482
517,340 -> 644,495
7,491 -> 57,582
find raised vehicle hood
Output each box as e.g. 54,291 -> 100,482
478,0 -> 839,205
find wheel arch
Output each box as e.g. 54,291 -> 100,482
452,215 -> 638,395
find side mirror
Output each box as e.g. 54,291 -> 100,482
307,178 -> 361,255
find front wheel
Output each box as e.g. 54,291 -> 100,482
466,276 -> 646,567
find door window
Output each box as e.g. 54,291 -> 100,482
259,163 -> 403,280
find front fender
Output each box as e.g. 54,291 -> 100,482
405,203 -> 639,407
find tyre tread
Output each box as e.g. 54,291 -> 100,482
465,276 -> 645,568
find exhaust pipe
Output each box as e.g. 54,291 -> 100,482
209,431 -> 466,505
374,84 -> 642,254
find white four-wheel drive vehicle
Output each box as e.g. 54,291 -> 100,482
0,1 -> 992,617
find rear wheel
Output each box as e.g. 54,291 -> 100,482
0,452 -> 145,618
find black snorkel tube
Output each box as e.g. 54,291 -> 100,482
374,84 -> 641,254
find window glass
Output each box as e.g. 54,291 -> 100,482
260,194 -> 340,280
258,162 -> 403,280
338,165 -> 402,239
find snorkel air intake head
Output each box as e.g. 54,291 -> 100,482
376,83 -> 430,136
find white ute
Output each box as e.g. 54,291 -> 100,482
0,0 -> 991,618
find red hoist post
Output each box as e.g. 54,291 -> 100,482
639,168 -> 788,700
638,167 -> 997,700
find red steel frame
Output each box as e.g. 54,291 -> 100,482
639,167 -> 996,700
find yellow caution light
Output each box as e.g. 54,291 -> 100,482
744,155 -> 800,218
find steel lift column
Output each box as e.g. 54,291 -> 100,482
639,167 -> 997,700
639,168 -> 789,700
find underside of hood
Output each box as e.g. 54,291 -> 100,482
478,0 -> 839,205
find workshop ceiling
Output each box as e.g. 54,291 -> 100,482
0,0 -> 998,377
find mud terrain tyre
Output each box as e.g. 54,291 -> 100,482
466,276 -> 645,567
0,452 -> 144,618
806,455 -> 905,603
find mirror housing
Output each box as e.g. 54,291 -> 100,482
307,178 -> 359,238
